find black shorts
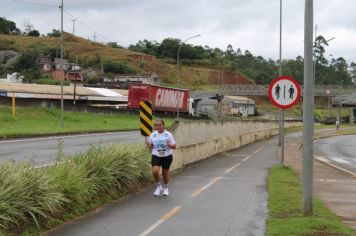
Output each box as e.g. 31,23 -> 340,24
151,155 -> 173,170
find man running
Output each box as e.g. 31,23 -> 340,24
148,119 -> 176,196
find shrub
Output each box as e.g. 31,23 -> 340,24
103,60 -> 136,74
35,78 -> 70,86
0,144 -> 151,234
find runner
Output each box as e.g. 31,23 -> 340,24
148,119 -> 176,196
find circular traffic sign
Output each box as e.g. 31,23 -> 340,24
268,76 -> 301,109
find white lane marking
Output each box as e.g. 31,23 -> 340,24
253,147 -> 263,154
0,131 -> 136,144
331,158 -> 350,164
318,179 -> 356,183
225,163 -> 241,173
139,206 -> 182,236
242,155 -> 252,162
191,176 -> 222,197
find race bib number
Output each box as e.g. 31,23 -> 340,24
158,150 -> 166,157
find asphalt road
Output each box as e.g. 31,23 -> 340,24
46,138 -> 279,236
0,131 -> 144,166
314,135 -> 356,173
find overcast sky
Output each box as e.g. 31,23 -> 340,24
2,0 -> 356,64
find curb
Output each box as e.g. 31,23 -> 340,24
296,132 -> 356,178
314,156 -> 356,178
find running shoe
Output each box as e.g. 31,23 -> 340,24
153,184 -> 163,197
163,187 -> 169,196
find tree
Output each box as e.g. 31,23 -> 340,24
47,29 -> 61,37
157,38 -> 180,59
350,62 -> 356,84
14,50 -> 41,83
28,30 -> 40,37
128,39 -> 159,56
330,57 -> 352,85
0,17 -> 21,34
313,35 -> 329,66
225,44 -> 235,60
106,42 -> 123,49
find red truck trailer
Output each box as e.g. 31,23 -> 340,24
128,84 -> 189,113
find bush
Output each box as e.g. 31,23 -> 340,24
103,60 -> 136,74
35,78 -> 70,86
0,144 -> 151,234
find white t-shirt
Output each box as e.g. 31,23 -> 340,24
149,130 -> 175,157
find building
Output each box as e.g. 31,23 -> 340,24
0,73 -> 23,83
113,74 -> 159,85
225,95 -> 256,117
41,57 -> 84,83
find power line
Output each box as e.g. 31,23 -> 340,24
11,0 -> 58,8
63,9 -> 112,42
11,0 -> 113,43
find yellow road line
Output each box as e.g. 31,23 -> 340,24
139,206 -> 182,236
191,176 -> 222,198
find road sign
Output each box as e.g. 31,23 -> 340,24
268,76 -> 301,109
139,101 -> 153,137
0,91 -> 7,97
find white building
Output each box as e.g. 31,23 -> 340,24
1,73 -> 24,83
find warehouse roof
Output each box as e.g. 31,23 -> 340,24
0,82 -> 128,102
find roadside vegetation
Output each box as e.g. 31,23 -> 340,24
2,16 -> 355,89
0,144 -> 152,235
267,165 -> 354,236
0,106 -> 174,138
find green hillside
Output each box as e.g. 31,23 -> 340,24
0,33 -> 253,89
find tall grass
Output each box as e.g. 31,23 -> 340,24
0,144 -> 151,234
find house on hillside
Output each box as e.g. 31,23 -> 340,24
41,57 -> 84,83
88,74 -> 160,89
113,74 -> 159,85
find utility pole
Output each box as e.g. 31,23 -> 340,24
93,33 -> 97,42
278,0 -> 285,166
303,0 -> 314,215
60,0 -> 64,128
72,19 -> 77,35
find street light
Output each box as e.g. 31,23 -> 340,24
176,34 -> 201,118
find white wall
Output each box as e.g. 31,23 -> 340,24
169,120 -> 301,171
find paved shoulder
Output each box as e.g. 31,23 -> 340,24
47,138 -> 279,236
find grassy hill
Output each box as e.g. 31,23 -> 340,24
0,33 -> 253,89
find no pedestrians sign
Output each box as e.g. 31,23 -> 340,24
268,76 -> 301,109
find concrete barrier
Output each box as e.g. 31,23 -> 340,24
169,120 -> 301,171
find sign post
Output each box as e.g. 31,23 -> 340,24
269,76 -> 301,165
139,101 -> 153,143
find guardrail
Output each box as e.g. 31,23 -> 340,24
191,85 -> 356,97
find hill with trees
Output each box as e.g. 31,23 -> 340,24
0,16 -> 355,88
